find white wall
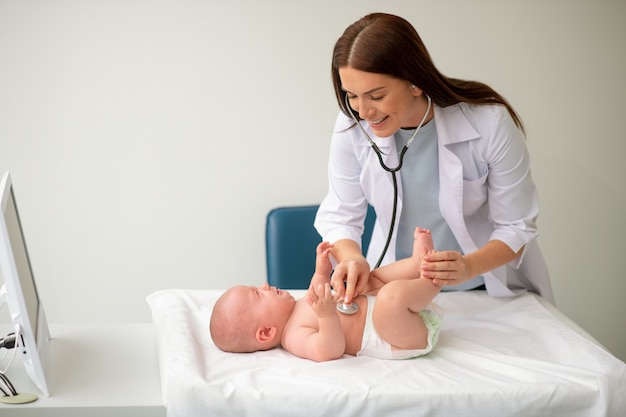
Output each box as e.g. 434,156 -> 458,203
1,1 -> 624,361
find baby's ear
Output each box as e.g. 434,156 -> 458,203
256,325 -> 278,345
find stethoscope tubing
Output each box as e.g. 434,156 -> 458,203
343,93 -> 432,267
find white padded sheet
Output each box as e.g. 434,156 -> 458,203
147,289 -> 626,417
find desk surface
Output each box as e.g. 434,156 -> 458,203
0,323 -> 165,417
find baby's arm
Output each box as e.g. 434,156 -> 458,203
283,283 -> 344,362
308,242 -> 334,293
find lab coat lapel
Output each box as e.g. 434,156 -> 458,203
435,104 -> 519,298
434,105 -> 479,252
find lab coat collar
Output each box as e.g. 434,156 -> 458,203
433,104 -> 480,146
355,104 -> 480,149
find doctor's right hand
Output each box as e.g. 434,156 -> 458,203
330,257 -> 370,304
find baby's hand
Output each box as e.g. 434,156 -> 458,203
306,283 -> 339,318
315,242 -> 334,277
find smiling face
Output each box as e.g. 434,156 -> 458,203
339,67 -> 433,137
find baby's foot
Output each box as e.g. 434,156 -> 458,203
409,228 -> 434,280
413,227 -> 434,256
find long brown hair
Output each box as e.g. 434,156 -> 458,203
331,13 -> 525,134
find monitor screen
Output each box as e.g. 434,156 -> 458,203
0,172 -> 50,397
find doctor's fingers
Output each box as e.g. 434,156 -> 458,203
331,261 -> 367,302
422,251 -> 464,271
343,269 -> 370,303
330,271 -> 346,297
422,254 -> 468,278
422,265 -> 471,286
330,260 -> 353,288
422,250 -> 462,263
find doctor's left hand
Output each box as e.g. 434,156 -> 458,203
420,250 -> 471,287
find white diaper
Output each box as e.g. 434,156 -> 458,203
356,295 -> 442,360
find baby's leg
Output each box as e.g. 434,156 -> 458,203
371,277 -> 440,350
367,227 -> 434,291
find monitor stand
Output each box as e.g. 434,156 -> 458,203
0,284 -> 39,404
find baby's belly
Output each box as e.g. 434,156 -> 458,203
338,295 -> 368,356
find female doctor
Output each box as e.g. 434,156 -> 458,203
314,13 -> 554,305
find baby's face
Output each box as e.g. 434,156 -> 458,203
228,284 -> 295,324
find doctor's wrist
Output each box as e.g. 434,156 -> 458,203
460,254 -> 475,282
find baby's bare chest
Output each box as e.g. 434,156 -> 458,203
291,297 -> 367,355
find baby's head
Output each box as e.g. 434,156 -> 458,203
210,284 -> 296,353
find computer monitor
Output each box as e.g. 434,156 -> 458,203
0,171 -> 50,397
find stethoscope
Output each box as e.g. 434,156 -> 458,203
336,92 -> 432,316
344,92 -> 432,268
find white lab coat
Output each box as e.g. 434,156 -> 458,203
315,102 -> 554,303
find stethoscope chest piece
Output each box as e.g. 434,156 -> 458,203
336,301 -> 359,315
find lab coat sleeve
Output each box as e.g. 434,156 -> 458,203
314,114 -> 370,247
483,107 -> 540,268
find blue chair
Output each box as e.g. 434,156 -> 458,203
265,205 -> 376,289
